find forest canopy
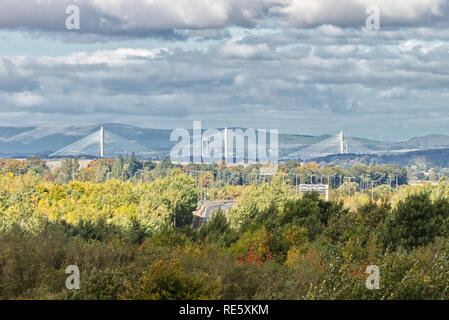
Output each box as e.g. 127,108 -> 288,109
0,158 -> 448,300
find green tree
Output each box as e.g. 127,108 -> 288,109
280,193 -> 324,241
383,192 -> 446,250
94,160 -> 109,183
55,158 -> 78,184
199,210 -> 236,246
111,155 -> 124,179
126,152 -> 139,177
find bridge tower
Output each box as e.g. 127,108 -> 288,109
100,126 -> 104,158
339,130 -> 344,154
224,126 -> 228,162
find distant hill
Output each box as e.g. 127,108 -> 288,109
394,134 -> 449,150
311,148 -> 449,169
0,124 -> 173,157
350,137 -> 393,151
0,123 -> 447,165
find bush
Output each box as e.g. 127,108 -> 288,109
122,259 -> 220,300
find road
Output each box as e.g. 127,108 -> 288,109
192,200 -> 235,229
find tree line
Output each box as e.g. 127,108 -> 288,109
1,169 -> 449,299
0,156 -> 408,192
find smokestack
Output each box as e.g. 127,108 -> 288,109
100,126 -> 104,158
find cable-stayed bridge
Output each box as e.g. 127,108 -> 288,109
286,131 -> 374,160
50,126 -> 376,161
50,127 -> 148,158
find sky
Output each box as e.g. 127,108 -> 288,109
0,0 -> 449,140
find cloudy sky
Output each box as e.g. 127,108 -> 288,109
1,0 -> 449,139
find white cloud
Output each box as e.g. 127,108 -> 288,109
0,0 -> 446,40
13,48 -> 170,67
399,39 -> 444,54
5,92 -> 46,107
91,0 -> 230,29
379,87 -> 406,99
275,0 -> 444,27
220,36 -> 271,58
0,3 -> 448,137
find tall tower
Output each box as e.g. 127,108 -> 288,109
339,130 -> 344,154
224,126 -> 228,162
100,126 -> 104,158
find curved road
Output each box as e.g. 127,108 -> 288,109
192,201 -> 235,229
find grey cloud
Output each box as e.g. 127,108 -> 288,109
1,17 -> 449,137
0,0 -> 281,40
0,58 -> 40,92
0,0 -> 448,43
